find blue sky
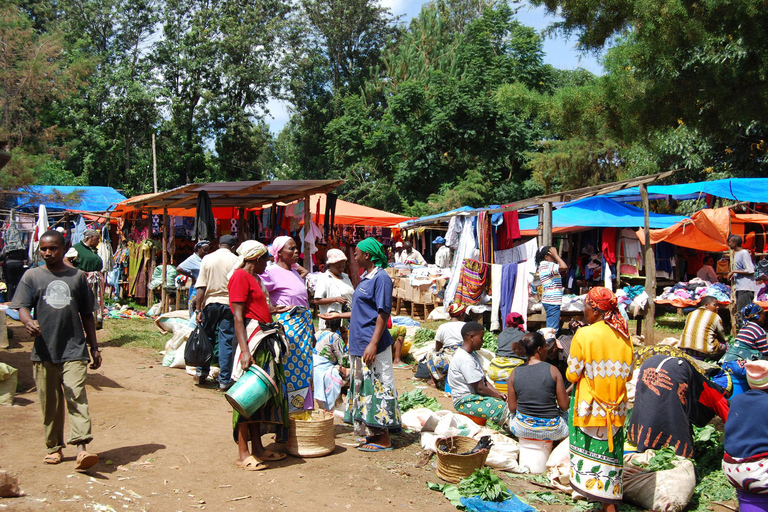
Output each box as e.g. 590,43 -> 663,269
261,0 -> 603,133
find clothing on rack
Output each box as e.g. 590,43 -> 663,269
476,211 -> 492,264
193,191 -> 215,241
602,227 -> 618,266
454,259 -> 487,305
498,263 -> 518,328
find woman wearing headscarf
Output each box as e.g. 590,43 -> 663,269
486,313 -> 528,394
723,360 -> 768,512
313,248 -> 354,330
422,303 -> 468,387
345,237 -> 401,452
260,236 -> 314,413
228,241 -> 289,471
718,303 -> 768,396
566,287 -> 633,511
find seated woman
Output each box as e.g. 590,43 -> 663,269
487,313 -> 528,393
507,332 -> 570,441
723,360 -> 768,512
719,304 -> 768,396
627,353 -> 729,458
447,322 -> 510,426
423,303 -> 468,387
228,241 -> 289,471
312,317 -> 350,411
390,326 -> 408,367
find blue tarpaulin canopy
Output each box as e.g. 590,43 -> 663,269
11,186 -> 127,212
604,178 -> 768,203
399,206 -> 477,227
518,196 -> 687,232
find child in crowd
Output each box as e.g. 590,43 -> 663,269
447,322 -> 510,426
11,230 -> 101,470
313,317 -> 350,410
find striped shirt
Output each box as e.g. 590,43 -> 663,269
538,261 -> 563,305
680,307 -> 726,355
735,320 -> 768,356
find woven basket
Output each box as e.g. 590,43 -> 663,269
436,436 -> 488,483
287,409 -> 336,458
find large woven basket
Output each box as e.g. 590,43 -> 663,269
287,409 -> 336,458
436,436 -> 489,483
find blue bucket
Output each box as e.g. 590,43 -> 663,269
225,366 -> 278,417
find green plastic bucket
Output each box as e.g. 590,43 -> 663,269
225,365 -> 278,417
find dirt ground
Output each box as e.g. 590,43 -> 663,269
0,317 -> 583,512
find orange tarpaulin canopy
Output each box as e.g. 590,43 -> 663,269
638,207 -> 768,251
111,193 -> 412,227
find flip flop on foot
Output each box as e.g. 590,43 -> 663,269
43,452 -> 62,465
355,437 -> 370,444
393,363 -> 410,369
238,455 -> 268,471
357,443 -> 393,452
259,449 -> 285,461
74,451 -> 99,471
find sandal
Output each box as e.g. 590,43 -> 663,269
75,451 -> 99,471
357,443 -> 393,452
43,451 -> 62,465
259,449 -> 285,461
237,455 -> 267,471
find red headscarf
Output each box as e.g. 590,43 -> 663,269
585,287 -> 629,341
447,303 -> 468,318
505,312 -> 525,331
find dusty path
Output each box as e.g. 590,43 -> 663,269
2,318 -> 568,512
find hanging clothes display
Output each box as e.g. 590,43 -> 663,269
97,224 -> 114,272
72,215 -> 86,245
602,227 -> 618,266
444,216 -> 478,304
490,264 -> 504,331
496,211 -> 521,250
28,205 -> 49,263
620,228 -> 643,274
2,209 -> 24,252
476,211 -> 493,264
510,262 -> 529,330
498,263 -> 518,329
192,191 -> 215,241
445,216 -> 462,248
324,193 -> 337,240
454,259 -> 488,305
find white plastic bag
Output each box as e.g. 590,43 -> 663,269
622,451 -> 696,512
546,439 -> 572,491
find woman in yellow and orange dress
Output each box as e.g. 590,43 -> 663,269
566,287 -> 633,511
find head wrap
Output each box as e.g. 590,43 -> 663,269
270,236 -> 294,263
357,237 -> 388,269
746,360 -> 768,390
586,286 -> 630,340
505,312 -> 525,331
447,303 -> 468,318
326,248 -> 347,265
742,303 -> 763,322
227,240 -> 267,280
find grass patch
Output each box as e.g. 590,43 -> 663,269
100,317 -> 169,350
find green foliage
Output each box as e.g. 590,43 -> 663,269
457,467 -> 512,502
631,447 -> 677,472
397,389 -> 442,412
690,424 -> 736,510
482,331 -> 498,353
412,328 -> 437,347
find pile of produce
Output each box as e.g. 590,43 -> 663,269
398,389 -> 441,412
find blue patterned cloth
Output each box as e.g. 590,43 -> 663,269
509,411 -> 568,441
276,307 -> 315,412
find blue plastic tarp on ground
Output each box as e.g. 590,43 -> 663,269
13,186 -> 127,212
517,196 -> 687,231
604,178 -> 768,203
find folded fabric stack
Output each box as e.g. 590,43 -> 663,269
656,280 -> 730,303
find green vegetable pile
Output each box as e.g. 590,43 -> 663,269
632,447 -> 677,472
690,424 -> 736,510
482,331 -> 498,352
412,328 -> 436,347
428,468 -> 512,508
397,389 -> 442,412
458,468 -> 512,502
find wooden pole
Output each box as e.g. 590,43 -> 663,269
537,207 -> 543,247
303,195 -> 311,270
161,207 -> 168,313
152,134 -> 158,193
146,210 -> 155,307
543,202 -> 553,247
238,207 -> 245,245
640,184 -> 656,344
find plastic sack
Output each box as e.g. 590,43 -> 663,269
170,341 -> 187,368
402,408 -> 440,432
184,325 -> 212,367
546,439 -> 571,491
622,451 -> 696,512
0,363 -> 18,406
481,432 -> 520,472
461,495 -> 536,512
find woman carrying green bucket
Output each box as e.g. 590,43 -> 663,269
226,240 -> 290,471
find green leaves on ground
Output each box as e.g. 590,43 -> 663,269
397,389 -> 441,412
412,328 -> 436,348
458,467 -> 512,503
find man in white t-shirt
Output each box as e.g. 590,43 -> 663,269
432,236 -> 451,269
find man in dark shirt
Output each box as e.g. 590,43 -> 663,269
72,229 -> 103,272
10,230 -> 101,470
